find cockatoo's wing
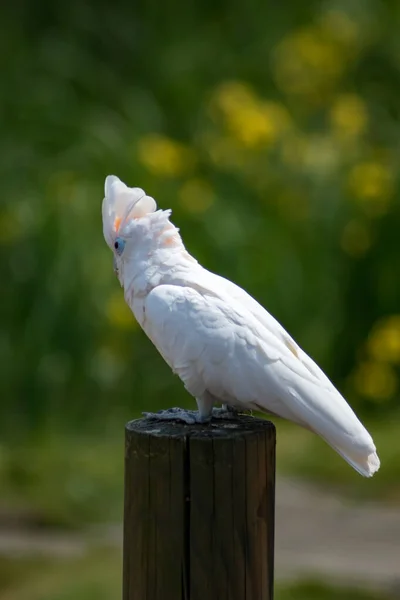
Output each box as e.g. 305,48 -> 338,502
170,265 -> 341,390
144,284 -> 379,477
209,271 -> 337,386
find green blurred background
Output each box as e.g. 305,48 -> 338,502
1,0 -> 400,598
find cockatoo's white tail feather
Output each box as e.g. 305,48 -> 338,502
102,175 -> 157,249
326,441 -> 380,477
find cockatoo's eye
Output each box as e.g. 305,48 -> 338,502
114,237 -> 126,256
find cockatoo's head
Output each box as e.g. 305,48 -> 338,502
102,175 -> 180,287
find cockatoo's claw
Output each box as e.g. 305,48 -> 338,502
211,406 -> 253,419
142,406 -> 252,425
142,407 -> 200,425
210,407 -> 235,419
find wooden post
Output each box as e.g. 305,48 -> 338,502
123,415 -> 276,600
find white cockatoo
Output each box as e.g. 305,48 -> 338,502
102,175 -> 380,477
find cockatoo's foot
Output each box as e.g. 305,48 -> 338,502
142,407 -> 211,425
211,405 -> 252,419
142,405 -> 252,425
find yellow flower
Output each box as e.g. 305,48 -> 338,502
211,81 -> 258,115
179,179 -> 214,214
273,26 -> 344,97
348,161 -> 394,216
137,134 -> 196,177
210,81 -> 291,149
330,94 -> 368,138
229,102 -> 290,148
353,361 -> 397,401
106,291 -> 137,330
367,316 -> 400,364
340,220 -> 372,258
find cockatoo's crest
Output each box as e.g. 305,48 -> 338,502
102,175 -> 158,249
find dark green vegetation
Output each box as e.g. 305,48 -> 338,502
1,0 -> 399,598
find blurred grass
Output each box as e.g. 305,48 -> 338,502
276,416 -> 400,501
0,550 -> 122,600
0,414 -> 397,529
0,549 -> 394,600
277,581 -> 395,600
0,431 -> 125,528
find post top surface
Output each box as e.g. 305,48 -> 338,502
126,414 -> 275,440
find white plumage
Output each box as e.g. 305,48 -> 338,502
102,175 -> 380,477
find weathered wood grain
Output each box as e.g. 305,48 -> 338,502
123,415 -> 276,600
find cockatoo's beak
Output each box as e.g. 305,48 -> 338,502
113,256 -> 124,286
